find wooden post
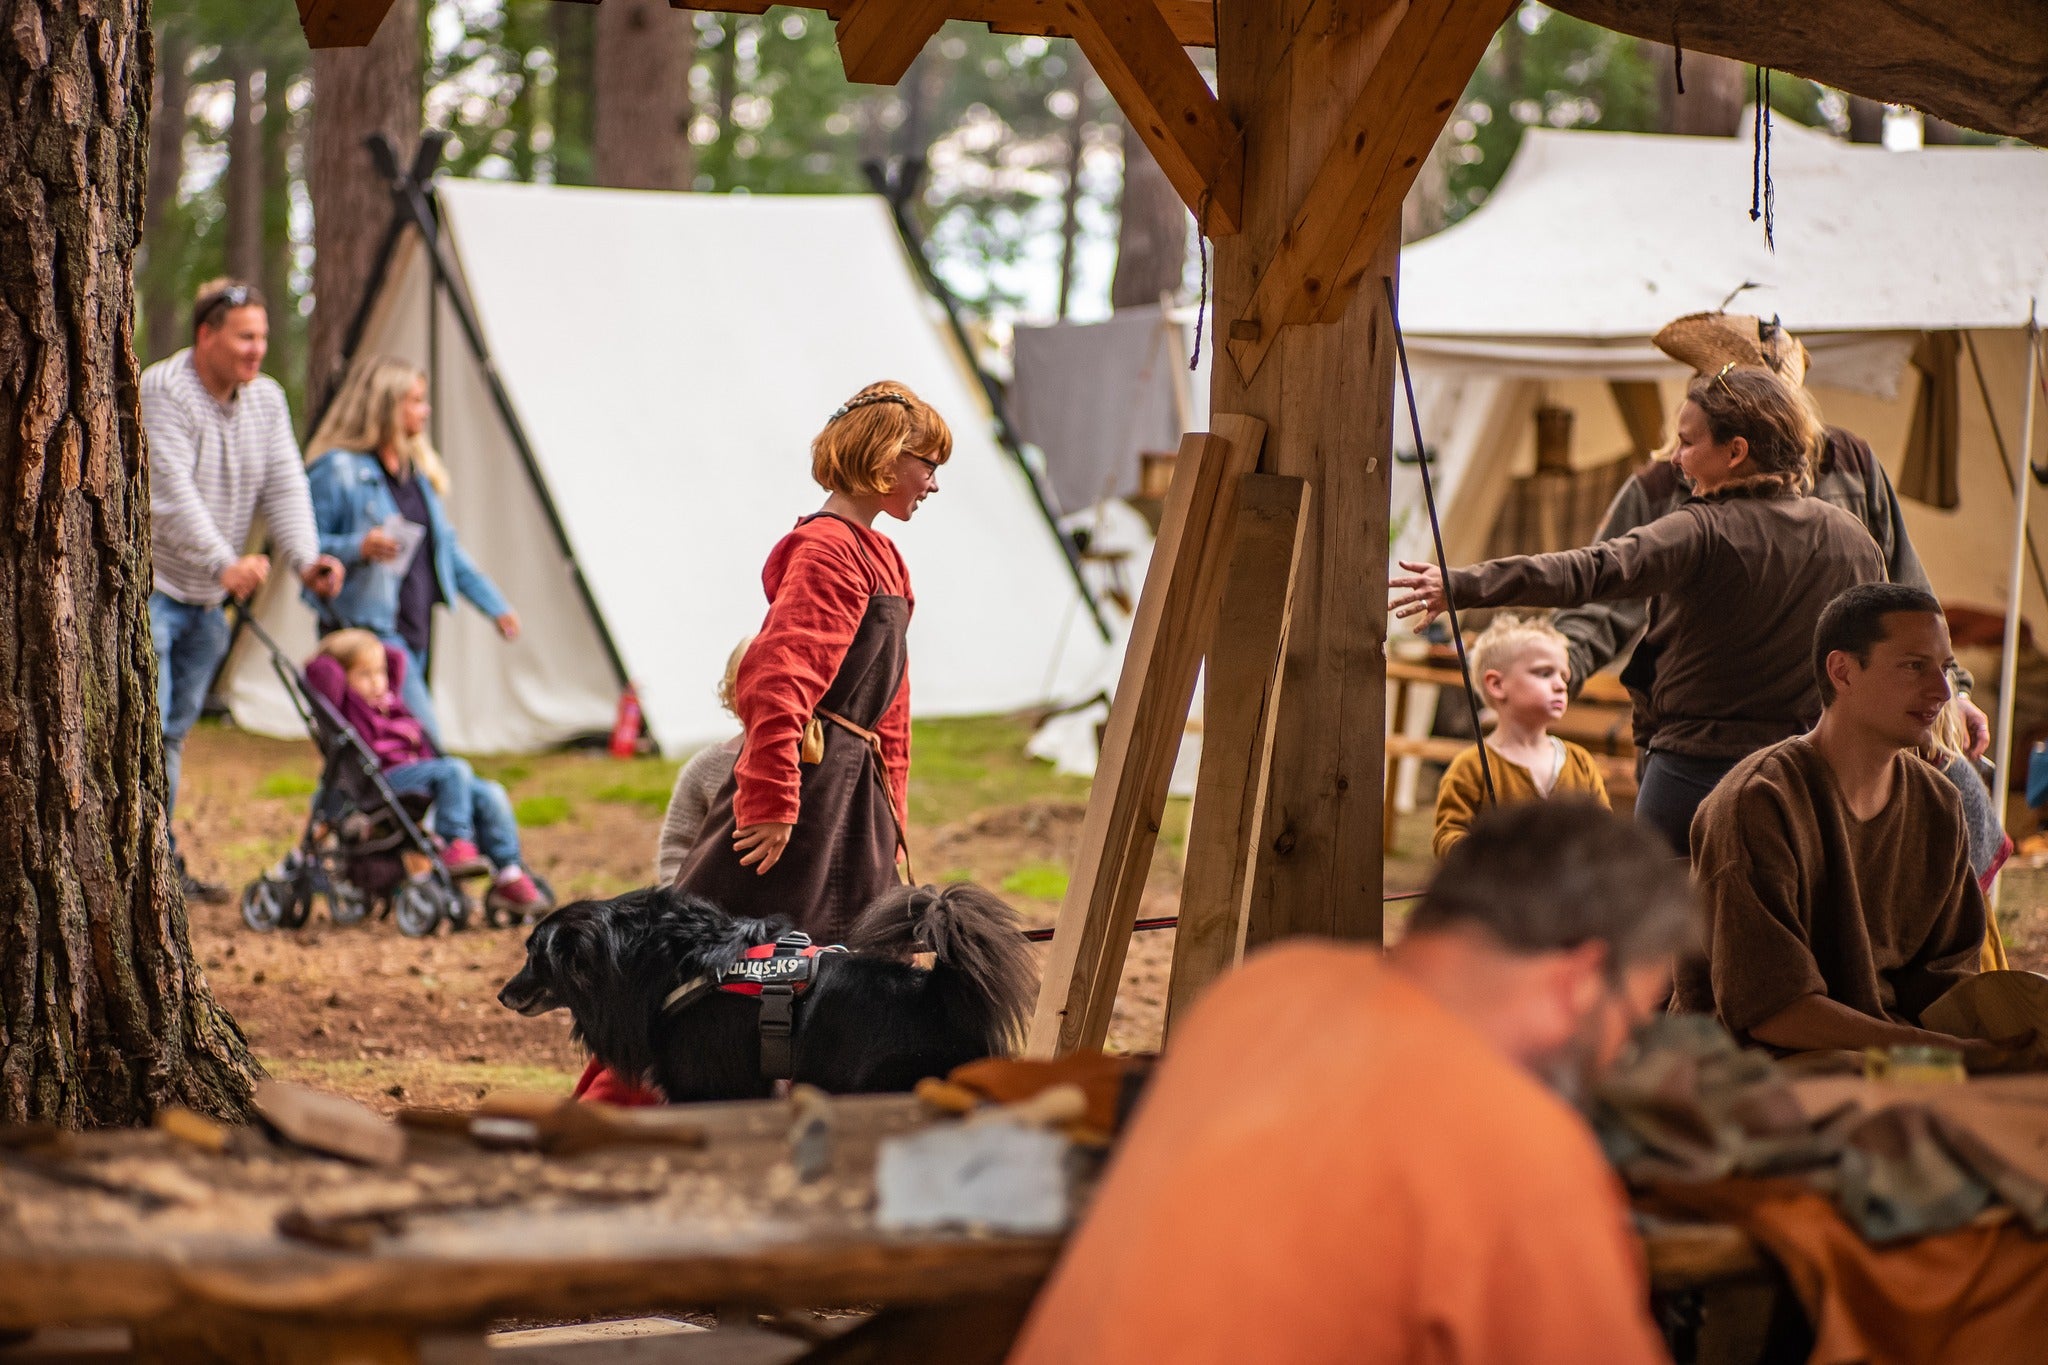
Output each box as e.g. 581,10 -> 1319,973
1209,0 -> 1501,943
1026,417 -> 1267,1057
1164,473 -> 1309,1034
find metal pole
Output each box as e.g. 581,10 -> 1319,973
1990,313 -> 2040,914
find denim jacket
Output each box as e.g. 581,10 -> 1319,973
302,448 -> 511,630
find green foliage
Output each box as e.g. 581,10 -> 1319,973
256,770 -> 320,800
595,781 -> 674,812
906,713 -> 1090,828
1000,861 -> 1069,902
512,795 -> 571,827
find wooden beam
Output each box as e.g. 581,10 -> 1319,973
296,0 -> 400,48
1163,473 -> 1309,1036
677,0 -> 1220,47
1224,0 -> 1508,382
835,0 -> 956,84
1058,0 -> 1243,234
1555,0 -> 2048,147
1025,416 -> 1266,1058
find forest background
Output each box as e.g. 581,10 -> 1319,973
142,0 -> 2007,438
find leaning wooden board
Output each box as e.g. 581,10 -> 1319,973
0,1095 -> 1059,1342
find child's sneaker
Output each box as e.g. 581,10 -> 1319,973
441,838 -> 490,877
492,866 -> 551,914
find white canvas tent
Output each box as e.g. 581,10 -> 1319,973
1389,123 -> 2048,640
224,179 -> 1114,755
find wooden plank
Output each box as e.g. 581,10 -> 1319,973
296,0 -> 400,48
1025,417 -> 1267,1058
672,0 -> 1219,47
1224,0 -> 1508,382
834,0 -> 956,84
1212,0 -> 1406,947
1058,0 -> 1243,234
1163,473 -> 1309,1035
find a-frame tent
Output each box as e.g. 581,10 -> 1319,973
223,177 -> 1114,756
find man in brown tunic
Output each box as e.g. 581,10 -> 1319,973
1679,584 -> 2002,1061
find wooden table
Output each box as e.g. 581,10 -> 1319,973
0,1096 -> 1058,1363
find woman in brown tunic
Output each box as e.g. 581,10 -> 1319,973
1391,366 -> 1886,853
674,380 -> 949,942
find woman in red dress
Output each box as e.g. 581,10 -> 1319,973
576,380 -> 950,1104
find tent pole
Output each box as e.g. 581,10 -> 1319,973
860,160 -> 1112,643
1989,314 -> 2041,915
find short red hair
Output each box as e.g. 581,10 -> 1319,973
811,380 -> 952,497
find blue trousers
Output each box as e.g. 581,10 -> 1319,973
385,756 -> 520,868
1634,750 -> 1742,856
149,591 -> 232,822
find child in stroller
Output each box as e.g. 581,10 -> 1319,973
306,630 -> 551,914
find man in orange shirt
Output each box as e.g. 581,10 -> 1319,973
1009,801 -> 1691,1365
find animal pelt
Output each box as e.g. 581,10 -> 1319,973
498,882 -> 1037,1102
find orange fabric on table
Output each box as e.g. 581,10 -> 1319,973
731,515 -> 913,829
1007,945 -> 1668,1365
571,1057 -> 661,1107
1652,1179 -> 2048,1365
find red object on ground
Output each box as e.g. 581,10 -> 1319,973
609,685 -> 643,759
572,1057 -> 661,1107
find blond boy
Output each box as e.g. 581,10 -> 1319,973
1433,616 -> 1609,858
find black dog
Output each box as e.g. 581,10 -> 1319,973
498,882 -> 1036,1101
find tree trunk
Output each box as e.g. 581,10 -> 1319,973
224,52 -> 262,287
1845,93 -> 1886,143
0,0 -> 258,1127
1922,114 -> 1966,145
260,72 -> 296,350
1055,51 -> 1091,320
1647,42 -> 1747,136
1109,118 -> 1188,310
550,0 -> 595,184
142,23 -> 189,364
307,0 -> 419,422
593,0 -> 694,190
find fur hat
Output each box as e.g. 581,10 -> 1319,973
1653,312 -> 1810,387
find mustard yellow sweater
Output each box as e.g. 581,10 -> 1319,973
1432,739 -> 1610,860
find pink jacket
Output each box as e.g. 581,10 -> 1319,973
304,648 -> 435,771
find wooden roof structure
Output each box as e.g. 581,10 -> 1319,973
296,0 -> 2048,1057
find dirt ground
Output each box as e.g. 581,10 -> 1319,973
173,722 -> 2048,1113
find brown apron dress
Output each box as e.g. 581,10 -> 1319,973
675,518 -> 909,945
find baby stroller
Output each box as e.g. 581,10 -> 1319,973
234,612 -> 485,937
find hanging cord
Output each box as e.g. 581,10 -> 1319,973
1382,275 -> 1497,808
1669,20 -> 1684,94
1189,188 -> 1212,371
1750,68 -> 1776,250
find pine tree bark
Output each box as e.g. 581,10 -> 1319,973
224,51 -> 262,287
593,0 -> 694,191
1109,118 -> 1188,310
306,0 -> 419,421
260,71 -> 295,353
1054,52 -> 1091,321
1650,44 -> 1746,136
141,22 -> 188,363
0,0 -> 258,1127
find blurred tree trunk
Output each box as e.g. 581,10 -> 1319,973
224,52 -> 263,287
1922,115 -> 1966,145
307,0 -> 420,421
1644,41 -> 1746,135
1846,93 -> 1886,143
1109,119 -> 1187,310
550,0 -> 596,184
593,0 -> 694,190
260,72 -> 296,348
142,24 -> 190,363
0,0 -> 258,1127
1055,53 -> 1091,320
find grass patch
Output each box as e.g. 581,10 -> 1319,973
907,714 -> 1090,828
475,760 -> 531,785
261,1056 -> 580,1100
513,795 -> 572,827
256,770 -> 319,800
1000,861 -> 1070,902
595,781 -> 674,812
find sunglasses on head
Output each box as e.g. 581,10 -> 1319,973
194,284 -> 254,331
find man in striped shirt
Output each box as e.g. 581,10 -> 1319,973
143,279 -> 344,901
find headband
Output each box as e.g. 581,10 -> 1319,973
830,393 -> 912,422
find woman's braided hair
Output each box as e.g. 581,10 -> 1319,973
811,380 -> 953,497
1683,364 -> 1818,497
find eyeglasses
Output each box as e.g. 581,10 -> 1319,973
194,284 -> 254,331
903,453 -> 941,477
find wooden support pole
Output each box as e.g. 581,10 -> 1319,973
834,0 -> 957,84
1164,473 -> 1309,1034
296,0 -> 401,48
1210,0 -> 1445,948
1026,417 -> 1267,1057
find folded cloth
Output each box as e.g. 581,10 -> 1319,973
1649,1179 -> 2048,1365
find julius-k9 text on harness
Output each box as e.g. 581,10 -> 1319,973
662,931 -> 847,1080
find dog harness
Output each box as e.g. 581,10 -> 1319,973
661,931 -> 847,1080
